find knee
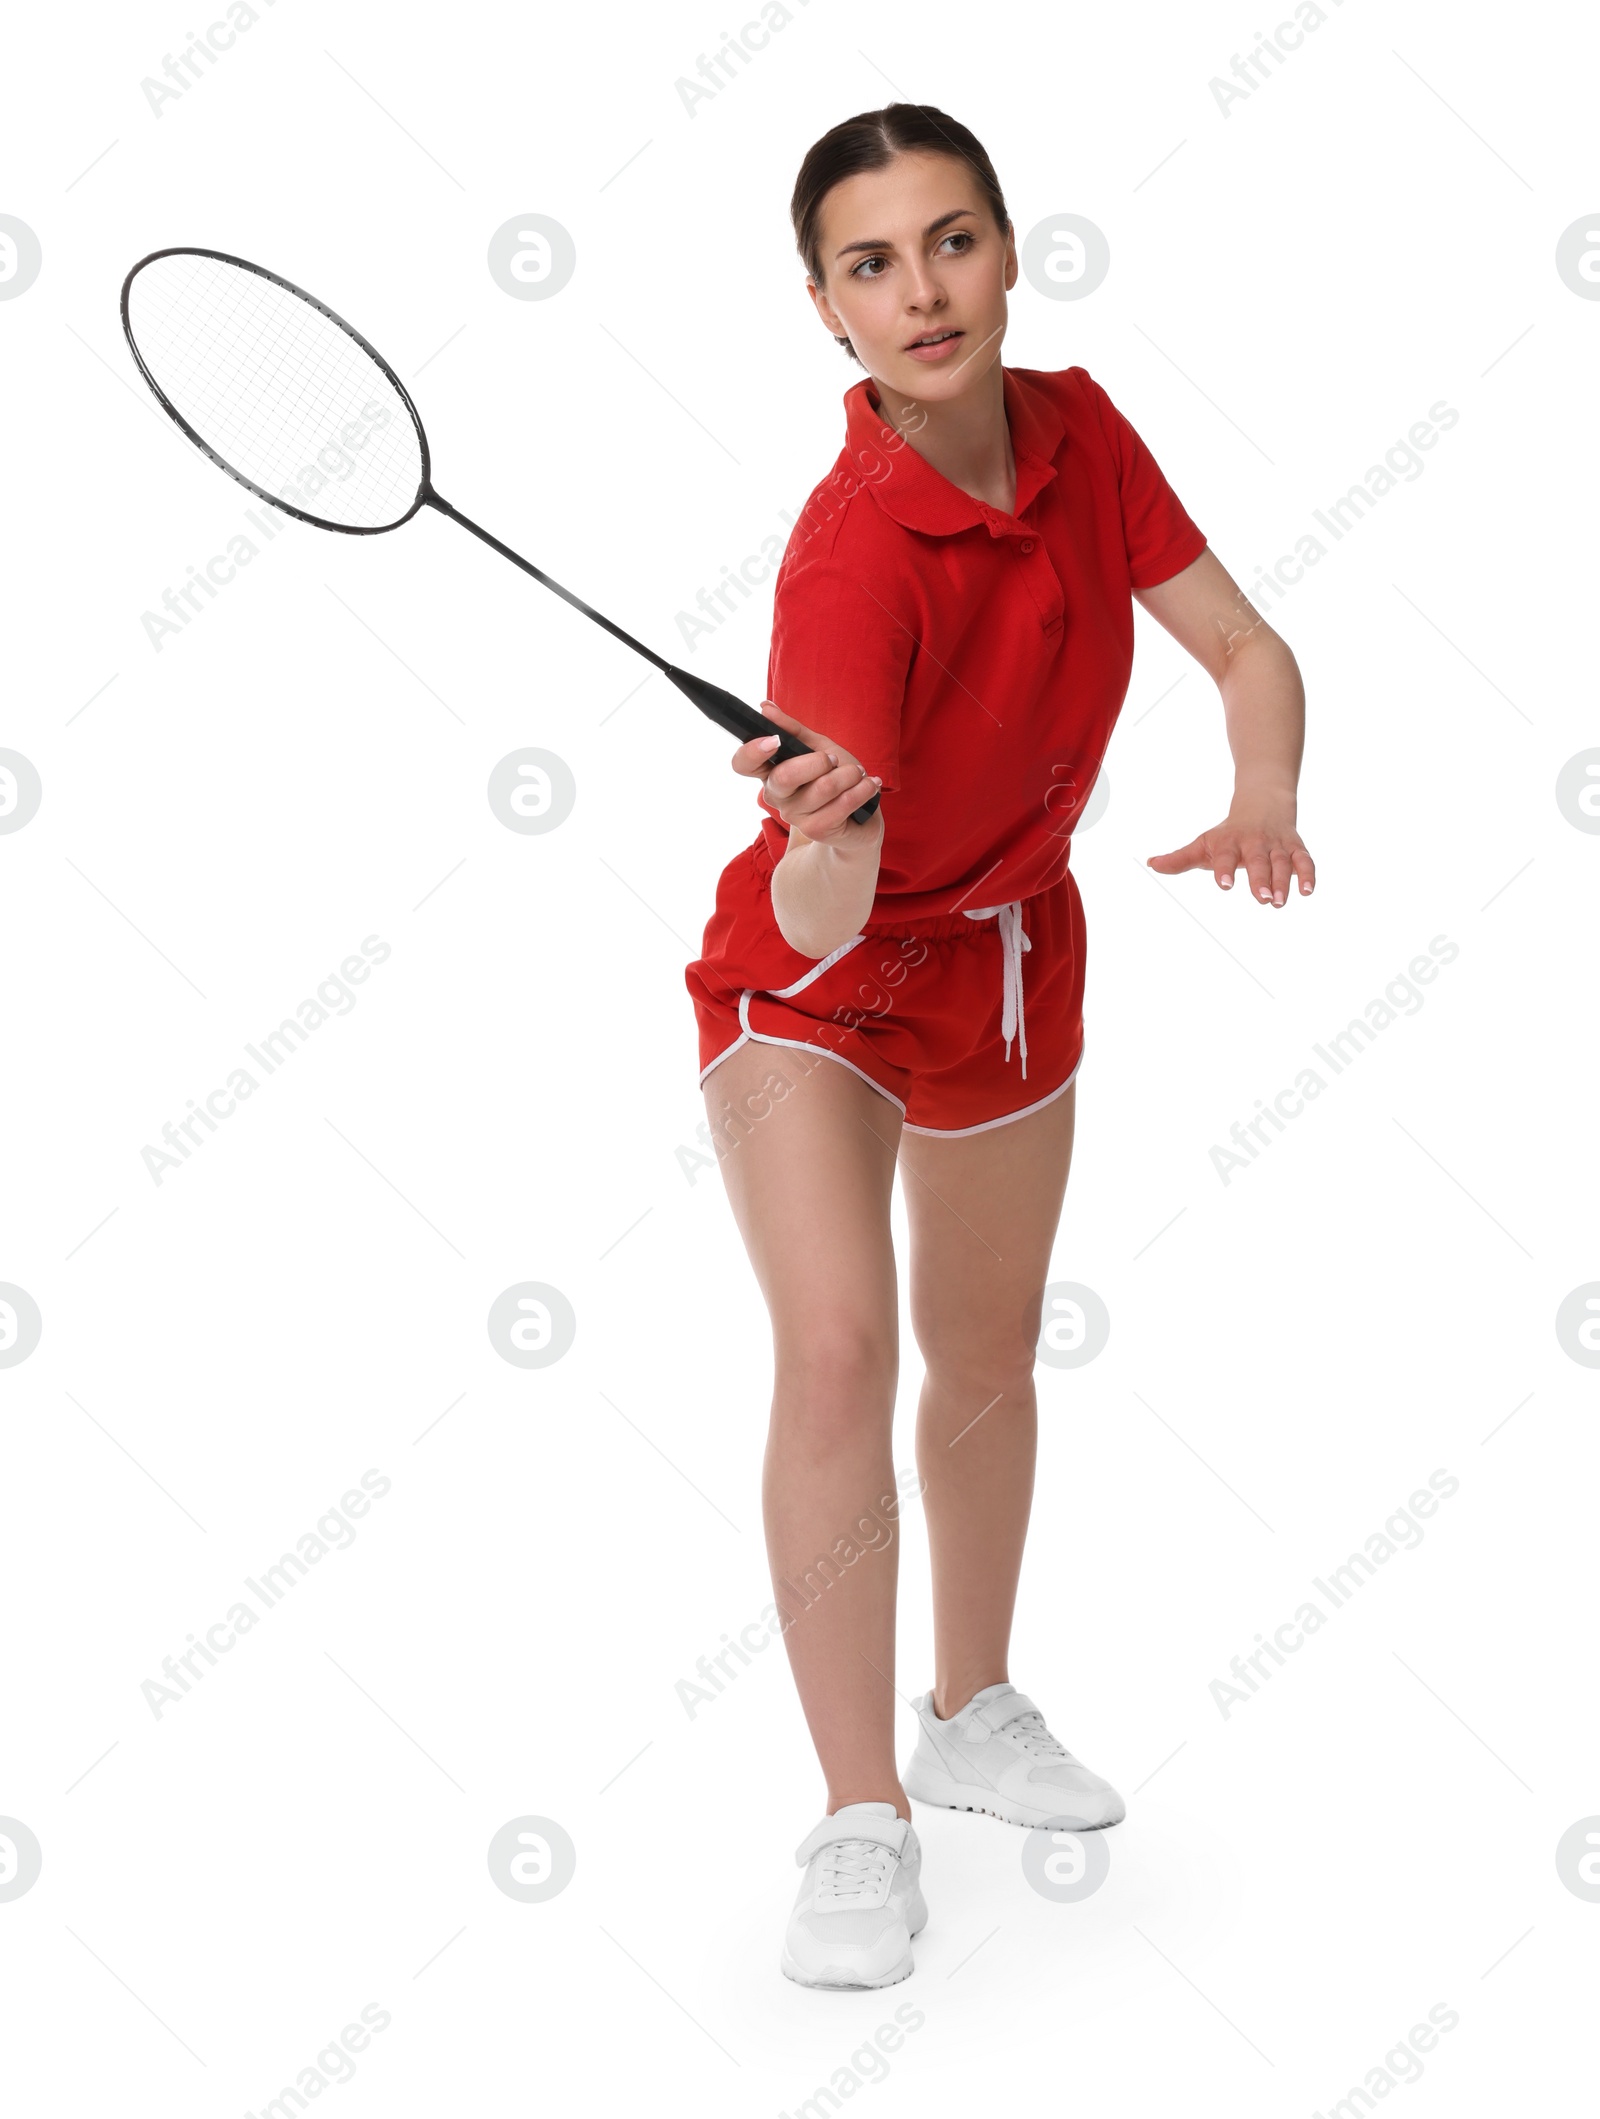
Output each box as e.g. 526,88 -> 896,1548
910,1298 -> 1040,1401
771,1325 -> 897,1446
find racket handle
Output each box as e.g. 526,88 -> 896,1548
664,664 -> 881,824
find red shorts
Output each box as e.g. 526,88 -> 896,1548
685,833 -> 1086,1136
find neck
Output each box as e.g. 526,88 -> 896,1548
868,351 -> 1015,515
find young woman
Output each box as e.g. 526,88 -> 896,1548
684,104 -> 1314,1990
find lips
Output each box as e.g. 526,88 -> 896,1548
905,328 -> 962,350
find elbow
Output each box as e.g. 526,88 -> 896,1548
770,834 -> 879,960
1211,623 -> 1297,698
774,911 -> 853,961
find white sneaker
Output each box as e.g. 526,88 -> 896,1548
780,1801 -> 928,1989
902,1682 -> 1125,1830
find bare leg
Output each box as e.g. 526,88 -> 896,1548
899,1083 -> 1077,1720
704,1040 -> 909,1818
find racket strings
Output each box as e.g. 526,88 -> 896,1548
126,253 -> 424,529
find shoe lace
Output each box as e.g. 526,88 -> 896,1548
1003,1709 -> 1076,1763
816,1839 -> 893,1901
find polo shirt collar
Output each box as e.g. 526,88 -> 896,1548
844,364 -> 1064,537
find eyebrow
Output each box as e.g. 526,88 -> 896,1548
834,208 -> 977,260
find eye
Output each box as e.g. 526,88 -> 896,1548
849,229 -> 976,280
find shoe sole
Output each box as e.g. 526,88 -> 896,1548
780,1893 -> 927,1990
903,1763 -> 1123,1831
780,1951 -> 915,1989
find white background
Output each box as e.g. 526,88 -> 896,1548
2,0 -> 1596,2111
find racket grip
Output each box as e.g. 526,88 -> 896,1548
664,664 -> 881,823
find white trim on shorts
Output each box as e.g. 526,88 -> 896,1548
762,931 -> 869,997
696,933 -> 883,1095
698,994 -> 909,1117
700,1015 -> 1084,1137
899,1039 -> 1084,1137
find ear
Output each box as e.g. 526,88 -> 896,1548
805,275 -> 847,339
1003,220 -> 1018,292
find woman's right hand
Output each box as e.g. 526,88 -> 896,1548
731,701 -> 884,846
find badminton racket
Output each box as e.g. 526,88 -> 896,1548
119,246 -> 880,823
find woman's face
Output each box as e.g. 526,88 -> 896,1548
806,150 -> 1016,404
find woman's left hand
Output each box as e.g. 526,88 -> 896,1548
1147,791 -> 1315,906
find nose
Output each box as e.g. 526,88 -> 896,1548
901,257 -> 946,319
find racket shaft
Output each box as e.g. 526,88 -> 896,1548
425,492 -> 671,673
427,491 -> 880,823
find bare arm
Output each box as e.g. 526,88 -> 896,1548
1135,546 -> 1316,906
730,702 -> 886,957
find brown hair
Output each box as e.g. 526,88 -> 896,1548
790,104 -> 1011,365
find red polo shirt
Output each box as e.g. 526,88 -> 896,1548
758,364 -> 1207,922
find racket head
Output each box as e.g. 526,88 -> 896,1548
121,246 -> 432,535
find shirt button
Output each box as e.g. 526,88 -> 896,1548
1019,539 -> 1035,554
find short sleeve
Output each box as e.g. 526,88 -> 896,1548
765,551 -> 914,794
1081,372 -> 1208,590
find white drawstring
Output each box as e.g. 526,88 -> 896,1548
961,900 -> 1030,1077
